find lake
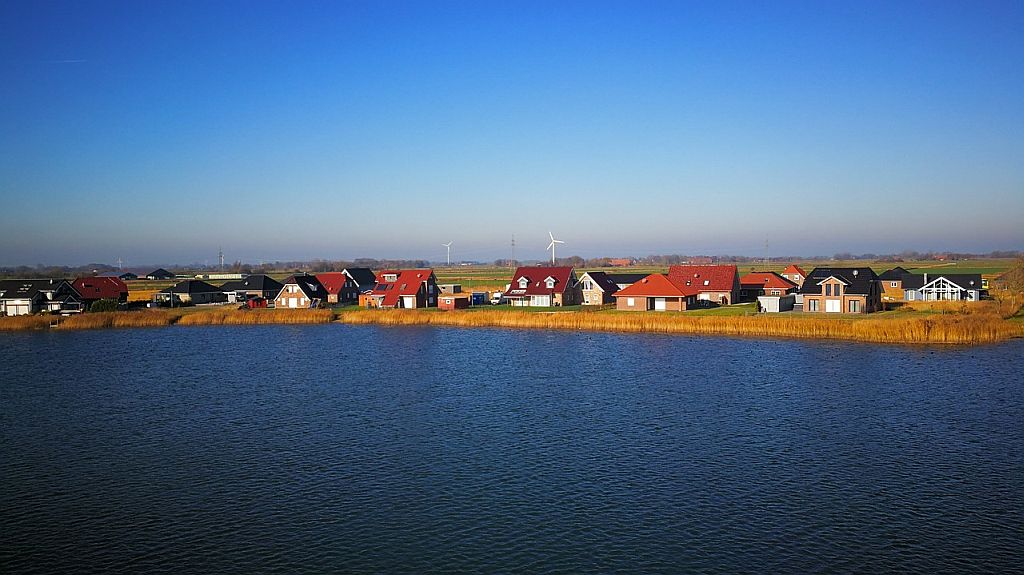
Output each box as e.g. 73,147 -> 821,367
1,325 -> 1022,573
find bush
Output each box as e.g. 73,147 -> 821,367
89,299 -> 119,313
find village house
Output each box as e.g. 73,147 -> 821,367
340,268 -> 377,302
903,273 -> 984,302
274,274 -> 329,309
154,279 -> 227,305
667,265 -> 741,306
739,272 -> 797,302
0,279 -> 82,316
612,274 -> 698,311
578,271 -> 621,305
315,273 -> 349,304
799,267 -> 881,313
220,275 -> 284,304
503,266 -> 582,307
780,264 -> 808,288
361,269 -> 439,309
879,267 -> 913,302
72,277 -> 129,307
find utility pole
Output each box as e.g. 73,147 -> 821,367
510,235 -> 516,269
219,247 -> 225,272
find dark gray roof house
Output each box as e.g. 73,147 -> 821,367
605,273 -> 648,288
146,268 -> 175,280
343,268 -> 378,289
878,267 -> 912,281
799,267 -> 880,296
156,279 -> 226,304
220,275 -> 284,299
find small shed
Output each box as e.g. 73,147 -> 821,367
438,293 -> 470,310
438,284 -> 462,294
758,294 -> 795,313
470,292 -> 487,306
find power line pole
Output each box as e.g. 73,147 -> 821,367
219,247 -> 224,271
510,235 -> 516,269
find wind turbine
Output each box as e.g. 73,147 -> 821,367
442,241 -> 453,266
547,231 -> 564,265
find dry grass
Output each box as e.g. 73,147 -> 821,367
58,311 -> 180,329
175,308 -> 333,326
902,295 -> 1023,320
128,289 -> 161,302
337,308 -> 1023,345
0,315 -> 54,331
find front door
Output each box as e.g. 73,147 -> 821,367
825,299 -> 841,313
654,297 -> 666,311
403,295 -> 415,308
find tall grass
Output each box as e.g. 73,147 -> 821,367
176,308 -> 333,326
337,309 -> 1023,345
0,315 -> 53,331
58,311 -> 180,329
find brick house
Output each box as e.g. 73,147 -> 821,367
781,264 -> 808,288
667,265 -> 740,306
274,274 -> 329,309
799,267 -> 881,313
362,269 -> 439,309
612,274 -> 698,311
503,267 -> 582,307
72,276 -> 129,306
878,267 -> 913,302
739,272 -> 797,302
577,271 -> 621,305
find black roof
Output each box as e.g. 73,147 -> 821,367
878,267 -> 911,280
605,273 -> 648,286
147,268 -> 174,278
343,268 -> 377,287
799,267 -> 879,296
0,279 -> 75,300
220,274 -> 284,293
580,271 -> 621,293
283,274 -> 329,299
902,273 -> 982,290
161,279 -> 222,294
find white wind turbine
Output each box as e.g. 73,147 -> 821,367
442,241 -> 453,266
546,231 -> 564,265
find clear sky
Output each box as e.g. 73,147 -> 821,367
1,1 -> 1022,266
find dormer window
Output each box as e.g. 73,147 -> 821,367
518,277 -> 529,289
545,279 -> 555,289
383,274 -> 397,282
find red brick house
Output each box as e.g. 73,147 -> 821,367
72,277 -> 129,305
799,267 -> 881,313
578,271 -> 621,305
667,265 -> 740,306
612,274 -> 699,311
503,266 -> 581,307
315,273 -> 348,304
362,269 -> 439,309
739,272 -> 797,302
274,275 -> 329,309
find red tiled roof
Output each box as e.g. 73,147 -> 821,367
740,272 -> 797,291
72,277 -> 128,300
613,274 -> 699,298
783,264 -> 807,277
315,272 -> 347,295
504,266 -> 575,297
371,269 -> 435,307
667,265 -> 738,293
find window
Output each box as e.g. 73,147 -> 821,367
891,281 -> 898,288
518,277 -> 529,289
583,294 -> 590,304
808,299 -> 819,312
703,280 -> 710,286
545,279 -> 555,289
627,298 -> 635,306
582,280 -> 593,290
825,284 -> 831,297
428,284 -> 434,294
849,300 -> 860,313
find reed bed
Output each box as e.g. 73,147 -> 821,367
175,308 -> 333,326
58,311 -> 180,329
337,309 -> 1023,345
0,315 -> 54,331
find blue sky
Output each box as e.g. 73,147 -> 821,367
1,1 -> 1022,265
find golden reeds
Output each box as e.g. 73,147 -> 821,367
0,315 -> 53,331
175,308 -> 333,326
337,309 -> 1023,345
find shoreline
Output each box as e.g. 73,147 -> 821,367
2,306 -> 1022,345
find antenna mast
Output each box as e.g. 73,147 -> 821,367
219,247 -> 224,271
510,235 -> 516,269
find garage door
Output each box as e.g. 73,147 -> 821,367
654,298 -> 666,311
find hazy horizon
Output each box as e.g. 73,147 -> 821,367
2,1 -> 1022,266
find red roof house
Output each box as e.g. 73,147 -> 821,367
502,266 -> 582,307
739,272 -> 798,302
613,274 -> 699,311
72,277 -> 129,304
667,265 -> 741,306
363,269 -> 439,309
315,273 -> 347,304
781,264 -> 808,288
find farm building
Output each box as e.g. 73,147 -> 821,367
503,267 -> 582,307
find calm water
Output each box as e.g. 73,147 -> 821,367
1,325 -> 1022,574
